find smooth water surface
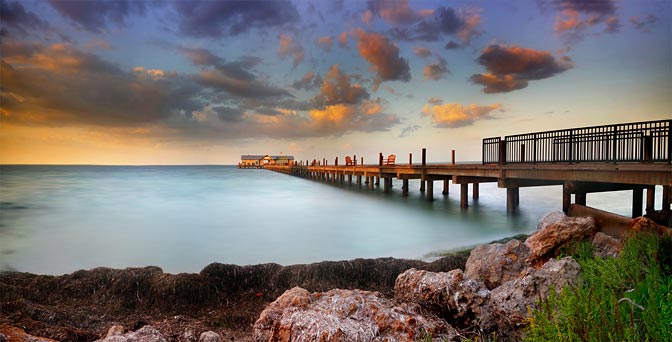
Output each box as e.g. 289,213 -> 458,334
0,165 -> 656,275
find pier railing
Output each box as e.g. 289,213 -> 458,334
483,119 -> 671,164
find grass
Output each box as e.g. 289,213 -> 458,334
525,232 -> 672,342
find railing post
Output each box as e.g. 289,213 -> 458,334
409,153 -> 412,165
520,144 -> 525,163
422,148 -> 426,166
569,130 -> 574,164
335,157 -> 338,166
643,135 -> 653,162
612,125 -> 618,163
451,149 -> 455,165
353,155 -> 357,166
379,153 -> 383,166
533,133 -> 537,164
361,157 -> 364,165
498,140 -> 506,165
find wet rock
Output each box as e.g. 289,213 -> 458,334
537,211 -> 566,230
592,232 -> 623,258
95,325 -> 167,342
526,216 -> 596,266
253,286 -> 458,342
198,331 -> 222,342
465,239 -> 531,290
394,268 -> 489,325
488,257 -> 580,333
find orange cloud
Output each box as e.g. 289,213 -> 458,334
316,36 -> 334,52
422,102 -> 502,128
314,64 -> 369,106
353,29 -> 410,89
277,34 -> 304,68
338,31 -> 348,48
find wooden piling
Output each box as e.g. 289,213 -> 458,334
379,153 -> 383,166
507,187 -> 519,213
575,192 -> 586,205
646,186 -> 655,213
451,150 -> 455,165
632,188 -> 643,217
460,183 -> 468,208
402,178 -> 409,196
663,186 -> 670,213
427,179 -> 434,201
472,182 -> 479,199
442,179 -> 449,195
420,148 -> 426,192
348,174 -> 352,185
375,176 -> 380,186
409,153 -> 412,165
384,177 -> 392,193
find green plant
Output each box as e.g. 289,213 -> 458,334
525,232 -> 672,342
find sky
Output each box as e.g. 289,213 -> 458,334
0,0 -> 670,165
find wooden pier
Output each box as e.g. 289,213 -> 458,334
265,120 -> 672,219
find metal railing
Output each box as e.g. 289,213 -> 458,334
482,119 -> 671,164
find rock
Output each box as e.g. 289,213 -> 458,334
465,239 -> 531,290
95,325 -> 167,342
106,325 -> 125,337
0,325 -> 58,342
488,257 -> 580,333
592,232 -> 623,258
526,216 -> 597,266
394,268 -> 489,325
253,286 -> 458,342
628,216 -> 672,237
198,331 -> 221,342
537,211 -> 566,230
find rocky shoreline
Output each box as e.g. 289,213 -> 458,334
2,205 -> 669,342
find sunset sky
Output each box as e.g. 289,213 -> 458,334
1,0 -> 670,165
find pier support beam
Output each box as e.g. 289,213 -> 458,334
507,187 -> 519,214
402,178 -> 409,196
460,183 -> 468,208
442,179 -> 449,195
575,192 -> 586,206
632,188 -> 643,218
375,176 -> 380,187
562,184 -> 571,214
472,183 -> 479,199
427,179 -> 434,201
348,174 -> 352,185
383,177 -> 392,193
646,186 -> 655,214
663,186 -> 670,214
357,175 -> 362,186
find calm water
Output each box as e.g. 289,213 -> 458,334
0,165 -> 657,275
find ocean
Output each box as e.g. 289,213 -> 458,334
0,165 -> 658,275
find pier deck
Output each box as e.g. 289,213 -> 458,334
264,119 -> 672,219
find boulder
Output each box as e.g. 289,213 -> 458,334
465,239 -> 531,290
628,216 -> 672,237
106,325 -> 125,337
198,331 -> 221,342
394,268 -> 489,325
488,257 -> 580,332
253,287 -> 458,342
592,232 -> 622,258
526,216 -> 597,266
95,325 -> 167,342
537,211 -> 566,230
0,325 -> 58,342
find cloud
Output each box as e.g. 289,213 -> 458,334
427,97 -> 443,105
196,69 -> 290,99
422,102 -> 502,128
277,33 -> 305,69
390,6 -> 481,45
364,0 -> 433,25
292,72 -> 323,91
172,0 -> 298,37
549,0 -> 619,42
399,124 -> 421,137
84,39 -> 113,51
630,15 -> 657,33
316,36 -> 334,52
444,41 -> 461,50
413,47 -> 432,58
470,44 -> 573,93
338,31 -> 348,48
47,0 -> 145,33
353,29 -> 411,89
0,0 -> 50,36
0,41 -> 201,127
423,56 -> 449,80
313,64 -> 369,106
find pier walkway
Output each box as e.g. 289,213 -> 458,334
265,120 -> 672,218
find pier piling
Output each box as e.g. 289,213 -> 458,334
460,183 -> 468,208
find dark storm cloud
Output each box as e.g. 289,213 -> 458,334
214,106 -> 245,122
292,72 -> 323,91
0,41 -> 202,126
552,0 -> 616,15
353,29 -> 411,89
47,0 -> 145,33
390,6 -> 480,45
173,0 -> 299,38
0,0 -> 50,36
470,44 -> 572,93
423,56 -> 449,80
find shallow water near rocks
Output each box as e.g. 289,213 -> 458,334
0,165 -> 659,274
